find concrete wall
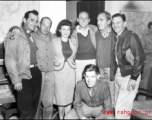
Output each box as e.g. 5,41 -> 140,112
105,1 -> 152,15
66,1 -> 152,22
40,1 -> 66,34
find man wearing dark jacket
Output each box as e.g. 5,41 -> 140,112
111,13 -> 146,119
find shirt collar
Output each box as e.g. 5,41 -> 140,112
76,25 -> 90,37
101,27 -> 111,38
22,26 -> 32,37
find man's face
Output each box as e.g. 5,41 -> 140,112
40,18 -> 52,35
84,71 -> 98,88
112,16 -> 125,35
59,25 -> 71,38
24,13 -> 38,32
77,12 -> 90,28
97,13 -> 111,31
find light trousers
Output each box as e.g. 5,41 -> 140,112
115,68 -> 141,119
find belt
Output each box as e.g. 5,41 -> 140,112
30,64 -> 37,68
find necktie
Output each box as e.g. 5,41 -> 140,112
89,88 -> 95,97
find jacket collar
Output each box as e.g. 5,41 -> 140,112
76,25 -> 90,37
20,26 -> 29,39
117,27 -> 129,39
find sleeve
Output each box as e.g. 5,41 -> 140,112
97,83 -> 113,119
130,33 -> 146,80
69,37 -> 78,60
4,32 -> 22,85
102,83 -> 113,111
73,83 -> 85,119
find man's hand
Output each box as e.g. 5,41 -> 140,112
9,26 -> 21,40
127,79 -> 136,92
14,82 -> 22,92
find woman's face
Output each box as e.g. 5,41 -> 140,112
59,25 -> 71,38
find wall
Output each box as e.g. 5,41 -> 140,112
66,1 -> 152,22
66,1 -> 77,24
0,1 -> 39,43
105,1 -> 152,15
40,1 -> 66,33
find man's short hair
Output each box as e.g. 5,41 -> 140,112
148,22 -> 152,30
112,13 -> 126,22
99,11 -> 111,21
40,17 -> 52,25
22,10 -> 38,26
83,64 -> 100,75
78,11 -> 89,18
24,10 -> 38,20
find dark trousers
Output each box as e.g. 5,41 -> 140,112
16,67 -> 42,119
138,65 -> 152,100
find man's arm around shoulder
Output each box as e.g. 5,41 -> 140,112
4,31 -> 22,90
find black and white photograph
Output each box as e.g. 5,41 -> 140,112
0,1 -> 152,119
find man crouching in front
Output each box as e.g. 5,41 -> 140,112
64,64 -> 114,119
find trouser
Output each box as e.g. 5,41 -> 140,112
64,102 -> 114,119
41,71 -> 55,119
99,67 -> 110,80
17,66 -> 42,119
115,68 -> 141,119
75,59 -> 96,83
36,71 -> 55,119
99,67 -> 115,108
138,65 -> 152,100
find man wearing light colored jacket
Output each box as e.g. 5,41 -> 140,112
4,10 -> 42,119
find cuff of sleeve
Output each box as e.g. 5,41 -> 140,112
11,77 -> 22,85
130,75 -> 139,81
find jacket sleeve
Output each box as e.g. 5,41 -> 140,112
4,32 -> 22,85
103,83 -> 113,111
69,37 -> 78,60
97,82 -> 113,119
73,83 -> 85,119
130,33 -> 146,80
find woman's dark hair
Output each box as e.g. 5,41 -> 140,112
83,64 -> 100,77
112,13 -> 126,22
56,19 -> 73,37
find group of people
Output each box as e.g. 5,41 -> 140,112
3,8 -> 149,120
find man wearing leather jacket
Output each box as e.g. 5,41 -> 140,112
111,13 -> 146,119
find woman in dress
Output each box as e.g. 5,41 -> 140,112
53,19 -> 77,119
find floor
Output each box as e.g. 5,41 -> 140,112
0,104 -> 59,120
